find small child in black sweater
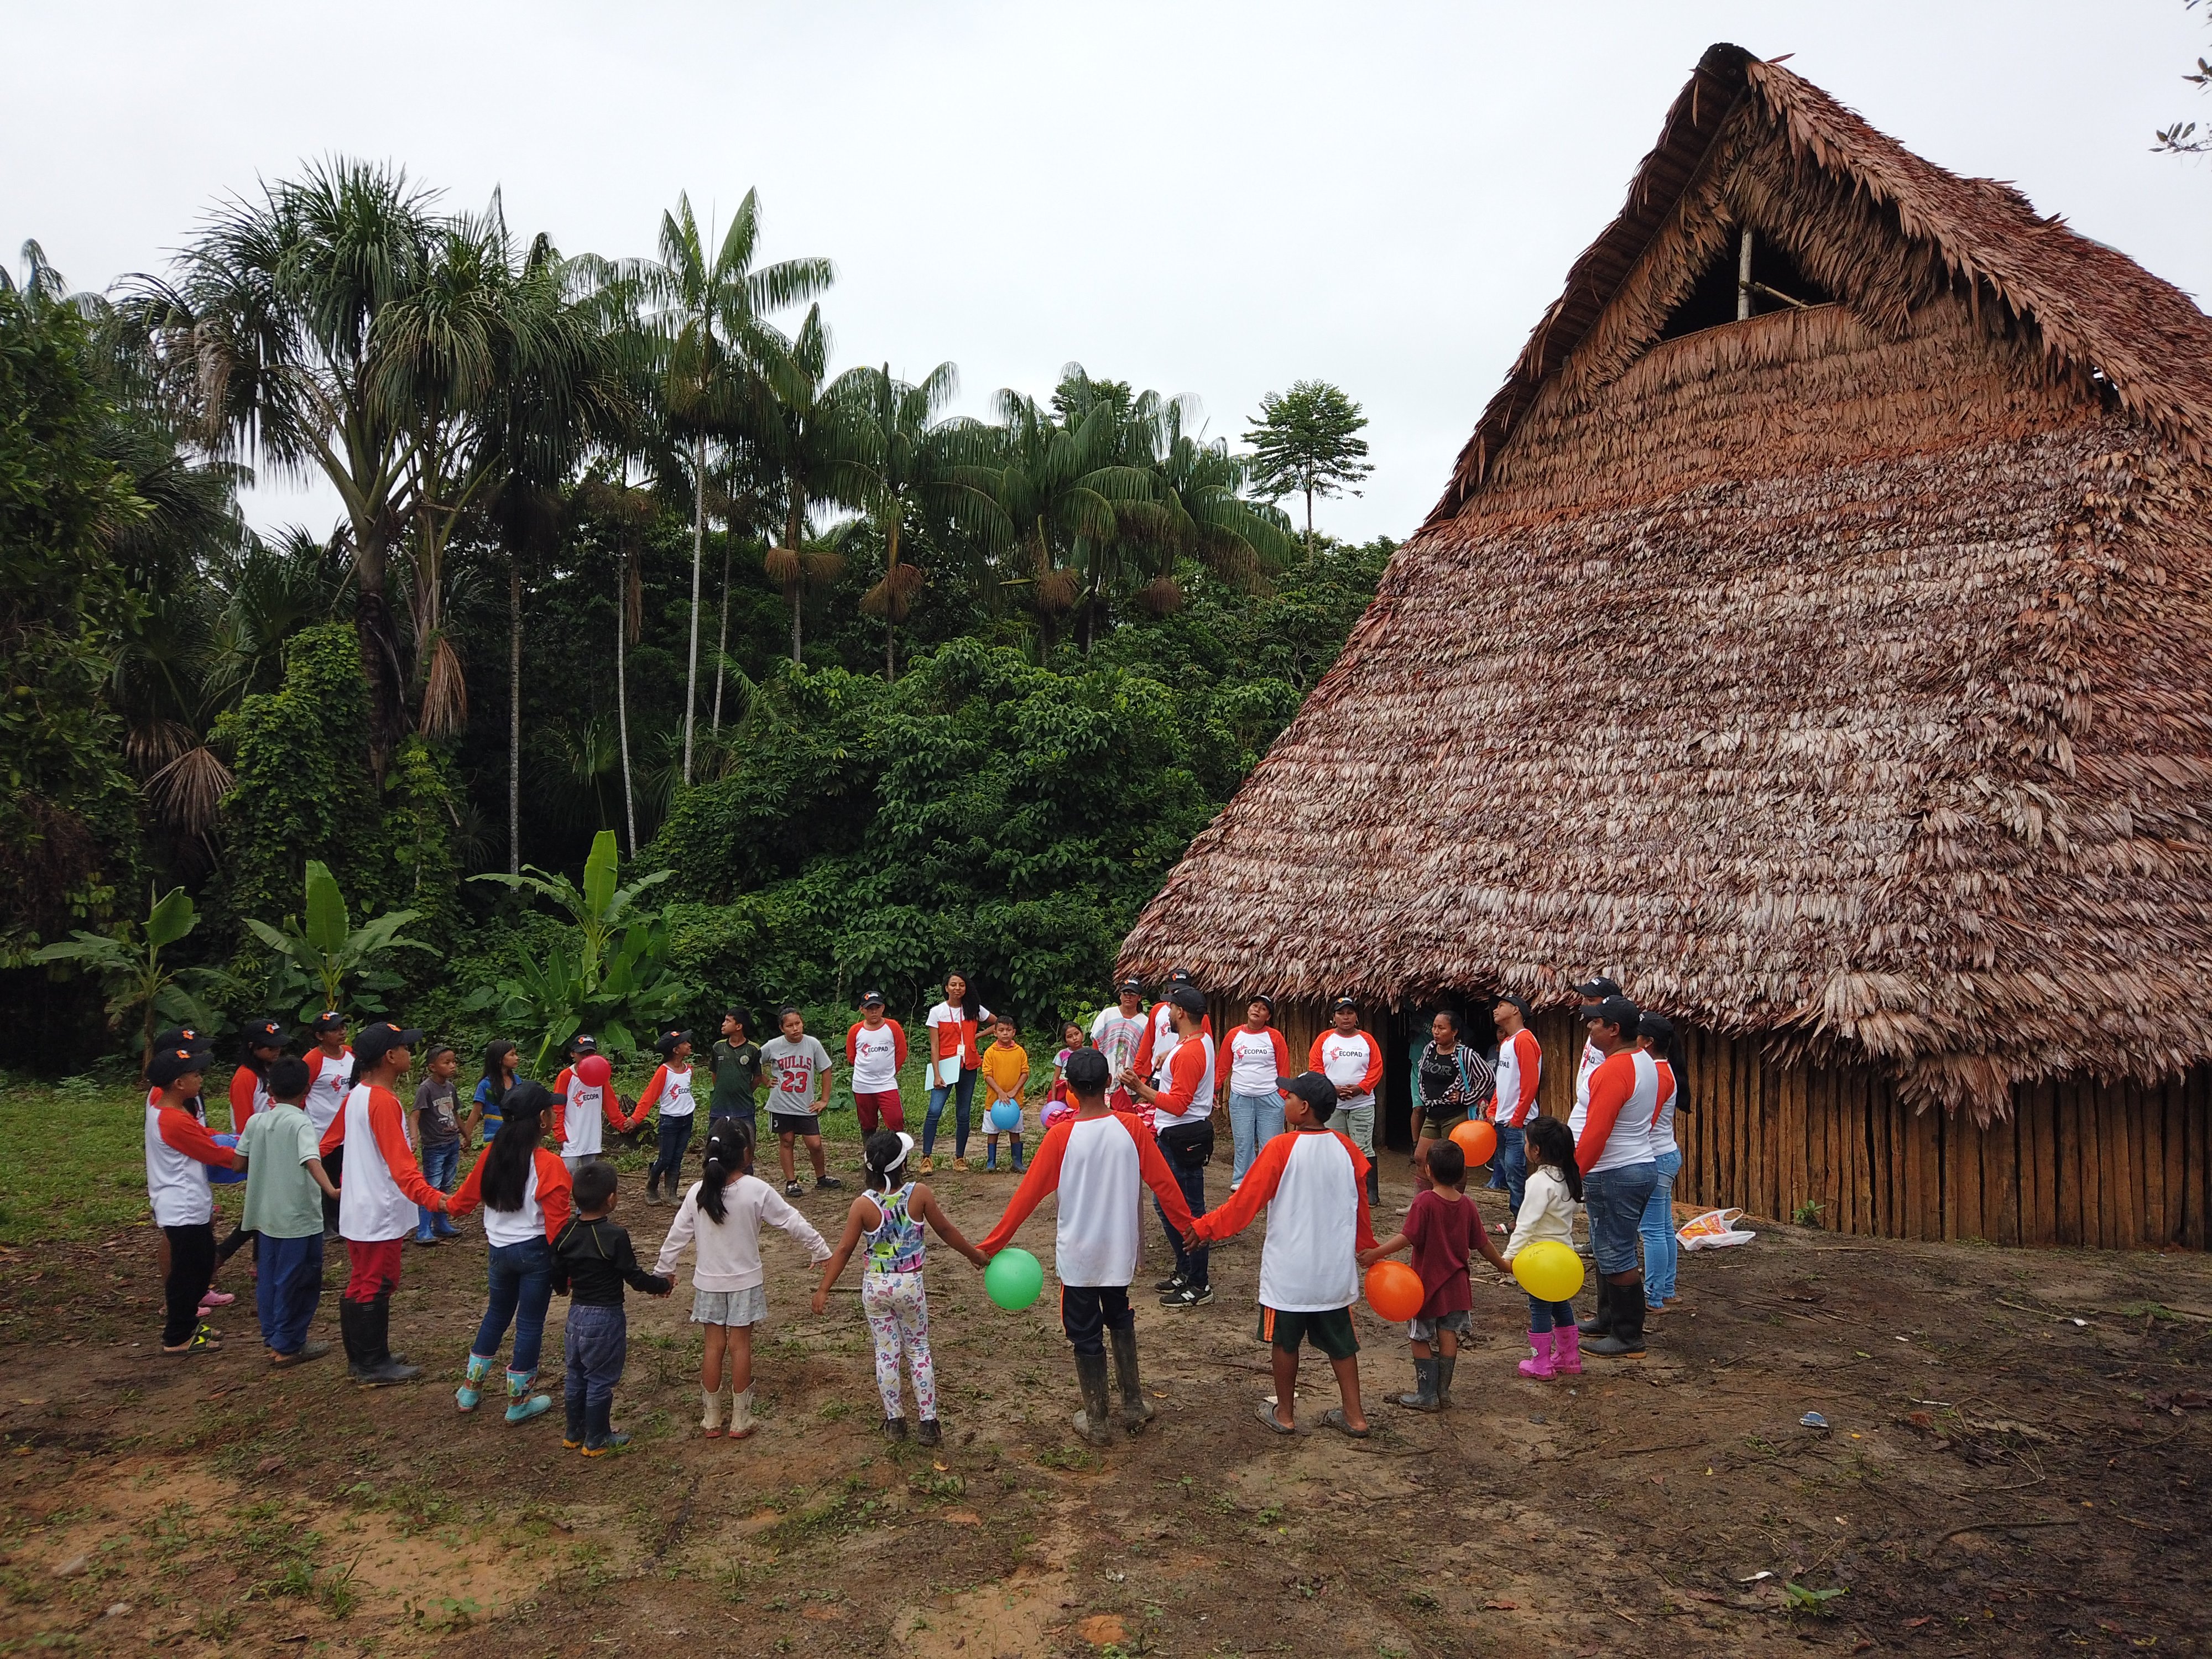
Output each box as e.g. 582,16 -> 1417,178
552,1162 -> 674,1454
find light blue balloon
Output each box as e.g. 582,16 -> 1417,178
988,1101 -> 1021,1133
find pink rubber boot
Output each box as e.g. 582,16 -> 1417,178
1517,1331 -> 1556,1379
1552,1324 -> 1583,1376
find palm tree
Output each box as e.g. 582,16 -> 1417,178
1113,397 -> 1300,617
753,304 -> 870,665
157,159 -> 441,757
843,362 -> 993,680
620,190 -> 831,780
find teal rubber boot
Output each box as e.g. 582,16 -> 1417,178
504,1368 -> 553,1424
457,1352 -> 494,1412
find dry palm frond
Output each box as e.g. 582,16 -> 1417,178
1034,567 -> 1082,615
144,745 -> 234,837
802,548 -> 845,585
763,545 -> 802,585
860,561 -> 925,621
1136,575 -> 1184,615
419,634 -> 469,739
124,717 -> 198,771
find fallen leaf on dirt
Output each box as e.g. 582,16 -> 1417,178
1483,1599 -> 1518,1610
255,1455 -> 285,1474
943,1510 -> 982,1525
1076,1614 -> 1126,1645
2145,1390 -> 2211,1413
1904,1616 -> 1931,1628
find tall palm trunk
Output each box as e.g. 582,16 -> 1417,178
712,545 -> 732,733
682,431 -> 706,784
786,492 -> 807,665
883,518 -> 900,682
507,555 -> 521,874
615,542 -> 638,856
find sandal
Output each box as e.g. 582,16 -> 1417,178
1254,1398 -> 1297,1435
1317,1407 -> 1370,1439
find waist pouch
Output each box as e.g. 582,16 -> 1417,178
1158,1119 -> 1215,1170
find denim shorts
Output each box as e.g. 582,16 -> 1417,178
1408,1308 -> 1471,1342
1582,1161 -> 1659,1276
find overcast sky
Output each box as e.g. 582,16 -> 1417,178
5,2 -> 2208,545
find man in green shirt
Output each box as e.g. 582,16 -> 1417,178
234,1056 -> 342,1366
709,1008 -> 764,1133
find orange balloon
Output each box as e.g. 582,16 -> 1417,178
1364,1260 -> 1426,1323
1451,1118 -> 1497,1166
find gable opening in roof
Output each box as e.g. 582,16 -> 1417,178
1658,226 -> 1834,341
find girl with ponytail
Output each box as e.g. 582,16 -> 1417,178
444,1081 -> 570,1423
653,1118 -> 832,1439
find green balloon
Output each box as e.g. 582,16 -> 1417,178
984,1246 -> 1045,1311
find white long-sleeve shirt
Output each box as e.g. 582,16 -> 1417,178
1504,1165 -> 1579,1262
654,1172 -> 831,1292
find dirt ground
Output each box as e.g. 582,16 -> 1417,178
2,1139 -> 2207,1658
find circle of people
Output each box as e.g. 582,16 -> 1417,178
139,968 -> 1683,1448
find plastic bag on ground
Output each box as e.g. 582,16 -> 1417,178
1677,1207 -> 1755,1250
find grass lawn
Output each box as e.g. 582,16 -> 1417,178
0,1073 -> 162,1248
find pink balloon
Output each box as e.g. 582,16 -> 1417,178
576,1054 -> 612,1086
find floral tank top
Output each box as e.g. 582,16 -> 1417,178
864,1183 -> 926,1275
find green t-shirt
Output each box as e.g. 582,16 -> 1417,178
237,1103 -> 326,1239
710,1040 -> 763,1113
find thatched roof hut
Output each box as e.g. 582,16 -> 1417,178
1121,44 -> 2212,1247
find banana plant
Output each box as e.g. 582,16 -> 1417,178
464,917 -> 689,1076
473,830 -> 670,978
245,860 -> 427,1022
32,885 -> 233,1073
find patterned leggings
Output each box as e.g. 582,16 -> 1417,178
860,1270 -> 937,1421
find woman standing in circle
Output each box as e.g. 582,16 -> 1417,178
1411,1010 -> 1494,1157
920,973 -> 991,1175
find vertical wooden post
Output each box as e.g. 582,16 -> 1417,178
1737,227 -> 1755,321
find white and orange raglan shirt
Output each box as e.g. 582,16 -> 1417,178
319,1083 -> 448,1242
228,1065 -> 270,1135
302,1047 -> 354,1135
1574,1050 -> 1668,1176
978,1113 -> 1196,1287
1149,1028 -> 1217,1137
550,1066 -> 630,1159
446,1143 -> 573,1246
635,1063 -> 699,1125
1492,1026 -> 1543,1128
1190,1128 -> 1378,1311
1648,1058 -> 1679,1157
1131,1000 -> 1214,1087
1220,1024 -> 1293,1100
1310,1027 -> 1386,1112
846,1020 -> 909,1095
145,1098 -> 238,1227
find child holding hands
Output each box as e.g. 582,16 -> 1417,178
552,1162 -> 674,1455
811,1131 -> 985,1445
655,1119 -> 831,1439
1357,1138 -> 1510,1410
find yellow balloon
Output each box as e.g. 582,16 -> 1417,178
1511,1239 -> 1586,1303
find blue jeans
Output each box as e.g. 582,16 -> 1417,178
416,1140 -> 460,1240
563,1302 -> 628,1437
649,1113 -> 694,1190
1493,1124 -> 1528,1218
472,1236 -> 555,1375
1526,1293 -> 1577,1333
1227,1092 -> 1284,1189
923,1068 -> 978,1159
255,1232 -> 324,1354
1582,1161 -> 1658,1277
1641,1149 -> 1682,1305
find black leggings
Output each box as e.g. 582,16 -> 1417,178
162,1222 -> 216,1346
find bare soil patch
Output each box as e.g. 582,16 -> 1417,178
3,1155 -> 2206,1656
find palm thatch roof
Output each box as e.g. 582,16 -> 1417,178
1119,43 -> 2212,1120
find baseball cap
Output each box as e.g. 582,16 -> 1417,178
502,1079 -> 561,1123
1245,993 -> 1274,1016
1573,975 -> 1623,1001
242,1018 -> 288,1050
1117,977 -> 1142,994
147,1045 -> 208,1088
1166,967 -> 1194,986
1330,995 -> 1358,1013
1063,1048 -> 1112,1092
569,1033 -> 598,1053
1167,985 -> 1208,1018
1579,994 -> 1640,1031
152,1026 -> 214,1055
311,1011 -> 348,1035
1280,1071 -> 1339,1118
352,1022 -> 425,1068
1637,1011 -> 1676,1046
655,1029 -> 692,1055
1493,992 -> 1531,1021
859,990 -> 885,1008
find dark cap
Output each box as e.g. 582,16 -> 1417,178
1280,1071 -> 1339,1119
568,1033 -> 598,1053
242,1018 -> 288,1049
1637,1012 -> 1676,1046
1579,994 -> 1640,1032
859,990 -> 885,1008
1493,992 -> 1531,1021
1167,985 -> 1208,1018
1573,975 -> 1623,1001
1245,993 -> 1274,1017
655,1029 -> 692,1056
152,1026 -> 213,1055
147,1046 -> 208,1088
1166,968 -> 1194,986
1330,995 -> 1358,1013
352,1022 -> 425,1068
1063,1048 -> 1111,1092
1118,977 -> 1142,994
502,1079 -> 561,1124
311,1011 -> 348,1035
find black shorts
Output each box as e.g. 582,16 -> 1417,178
1060,1284 -> 1133,1355
1256,1303 -> 1359,1360
770,1111 -> 822,1139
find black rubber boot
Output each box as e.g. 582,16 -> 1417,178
354,1293 -> 420,1386
1390,1357 -> 1441,1411
1109,1327 -> 1155,1433
1577,1277 -> 1614,1338
1585,1277 -> 1648,1358
1436,1354 -> 1457,1407
1365,1161 -> 1380,1207
581,1396 -> 629,1455
338,1298 -> 373,1380
1071,1353 -> 1114,1447
564,1388 -> 587,1450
